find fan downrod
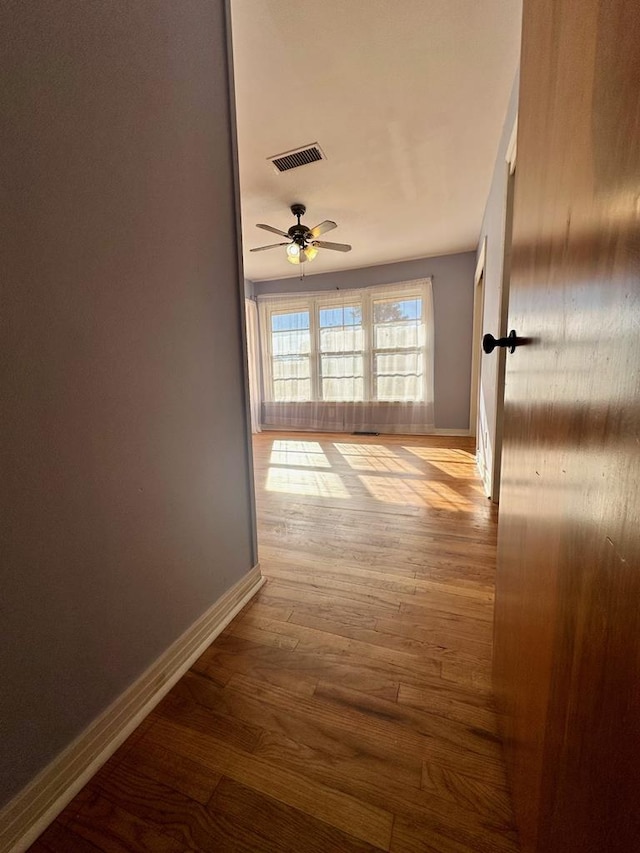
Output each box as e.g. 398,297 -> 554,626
288,203 -> 310,244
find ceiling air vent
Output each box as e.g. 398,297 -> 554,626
268,143 -> 325,173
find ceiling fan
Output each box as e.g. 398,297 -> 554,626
250,203 -> 352,265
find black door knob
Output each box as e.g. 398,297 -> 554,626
483,330 -> 520,354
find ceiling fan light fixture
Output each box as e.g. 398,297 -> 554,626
252,204 -> 351,266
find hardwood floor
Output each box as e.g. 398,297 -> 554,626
29,432 -> 519,852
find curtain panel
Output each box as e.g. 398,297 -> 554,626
244,298 -> 262,433
256,279 -> 435,434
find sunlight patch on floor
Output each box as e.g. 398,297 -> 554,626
269,449 -> 331,468
423,460 -> 476,479
266,467 -> 350,498
339,454 -> 421,475
404,447 -> 475,463
333,443 -> 398,458
272,439 -> 326,452
358,475 -> 473,510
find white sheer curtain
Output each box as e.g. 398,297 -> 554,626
256,279 -> 435,434
244,298 -> 262,433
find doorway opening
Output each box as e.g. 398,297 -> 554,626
471,239 -> 490,495
475,115 -> 518,504
491,131 -> 517,504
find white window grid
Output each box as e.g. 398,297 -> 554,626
259,280 -> 431,404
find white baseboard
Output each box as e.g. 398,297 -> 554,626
259,426 -> 472,437
0,565 -> 264,853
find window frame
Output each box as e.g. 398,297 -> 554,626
268,306 -> 314,403
317,300 -> 365,402
371,293 -> 426,403
259,280 -> 430,405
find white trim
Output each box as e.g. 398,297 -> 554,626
474,236 -> 487,287
505,115 -> 518,174
470,237 -> 487,435
259,425 -> 471,436
0,565 -> 264,853
489,159 -> 517,504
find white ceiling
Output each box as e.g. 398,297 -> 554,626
230,0 -> 522,282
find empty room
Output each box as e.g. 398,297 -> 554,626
2,2 -> 638,852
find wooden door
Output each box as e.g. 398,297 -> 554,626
493,1 -> 640,851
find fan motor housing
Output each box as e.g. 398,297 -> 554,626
288,225 -> 311,244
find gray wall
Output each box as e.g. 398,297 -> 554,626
253,252 -> 476,430
476,73 -> 520,493
1,1 -> 255,807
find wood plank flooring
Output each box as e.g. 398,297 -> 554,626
29,432 -> 519,852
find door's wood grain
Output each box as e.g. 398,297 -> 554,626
494,1 -> 640,850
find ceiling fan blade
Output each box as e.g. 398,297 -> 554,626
314,240 -> 352,253
309,220 -> 337,238
250,242 -> 290,252
256,223 -> 289,238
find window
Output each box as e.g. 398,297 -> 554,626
372,296 -> 423,402
270,310 -> 310,401
258,279 -> 432,407
319,304 -> 364,402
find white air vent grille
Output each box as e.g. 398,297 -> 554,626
268,144 -> 325,173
